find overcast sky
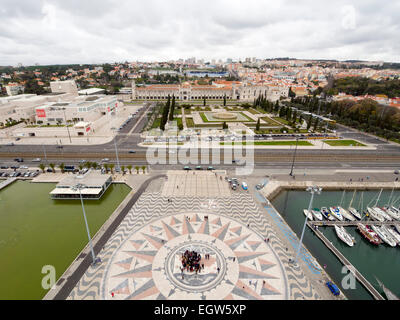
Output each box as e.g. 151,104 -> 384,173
0,0 -> 399,66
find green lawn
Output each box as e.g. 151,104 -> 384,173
221,141 -> 313,146
323,139 -> 366,146
261,117 -> 282,126
272,117 -> 290,125
199,112 -> 255,123
151,117 -> 161,129
185,118 -> 194,128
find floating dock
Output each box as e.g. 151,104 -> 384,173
308,221 -> 385,300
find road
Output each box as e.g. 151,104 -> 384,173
1,103 -> 400,172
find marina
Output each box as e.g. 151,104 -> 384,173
272,189 -> 400,300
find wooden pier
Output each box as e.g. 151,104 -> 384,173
308,221 -> 385,300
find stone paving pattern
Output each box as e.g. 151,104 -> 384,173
68,174 -> 320,300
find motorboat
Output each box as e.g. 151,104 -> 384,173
334,225 -> 355,247
357,224 -> 382,245
338,206 -> 356,221
395,224 -> 400,234
372,207 -> 393,221
366,207 -> 385,222
303,209 -> 313,220
321,207 -> 335,221
371,225 -> 397,247
311,208 -> 323,221
384,226 -> 400,245
383,206 -> 400,221
348,207 -> 362,220
329,207 -> 343,221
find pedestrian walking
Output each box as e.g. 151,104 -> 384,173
111,292 -> 114,298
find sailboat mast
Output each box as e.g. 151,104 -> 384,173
349,189 -> 356,208
375,188 -> 383,207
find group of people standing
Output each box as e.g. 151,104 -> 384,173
181,250 -> 204,273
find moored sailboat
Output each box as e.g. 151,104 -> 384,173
371,225 -> 397,247
321,207 -> 335,221
334,225 -> 355,247
357,224 -> 382,245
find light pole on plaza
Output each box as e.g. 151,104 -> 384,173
62,108 -> 72,144
71,183 -> 97,265
113,131 -> 121,172
289,137 -> 299,176
294,186 -> 322,265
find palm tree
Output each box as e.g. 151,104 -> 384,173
84,161 -> 91,169
141,165 -> 146,174
78,164 -> 84,171
39,163 -> 45,173
109,164 -> 115,174
49,163 -> 55,173
121,165 -> 125,175
91,162 -> 98,170
103,163 -> 109,173
135,166 -> 140,174
59,163 -> 65,173
127,165 -> 132,174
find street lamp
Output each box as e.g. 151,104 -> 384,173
62,108 -> 72,144
294,185 -> 322,264
289,137 -> 299,176
113,130 -> 121,172
71,183 -> 97,266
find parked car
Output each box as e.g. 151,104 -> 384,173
394,170 -> 399,175
183,166 -> 192,170
326,281 -> 340,296
32,158 -> 41,162
128,150 -> 136,153
101,158 -> 110,162
14,158 -> 24,162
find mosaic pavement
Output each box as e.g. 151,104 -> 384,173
68,192 -> 320,300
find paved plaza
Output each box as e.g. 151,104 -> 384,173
161,170 -> 231,197
67,172 -> 321,300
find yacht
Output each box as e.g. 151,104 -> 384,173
329,207 -> 344,221
373,207 -> 393,221
311,208 -> 323,221
303,209 -> 313,220
321,207 -> 335,221
383,207 -> 400,221
371,225 -> 397,247
348,207 -> 362,220
334,225 -> 355,247
357,224 -> 382,245
338,206 -> 356,221
367,207 -> 385,222
384,226 -> 400,245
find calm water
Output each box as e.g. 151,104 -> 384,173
272,189 -> 400,300
0,181 -> 131,299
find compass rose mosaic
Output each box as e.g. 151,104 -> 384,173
102,213 -> 287,300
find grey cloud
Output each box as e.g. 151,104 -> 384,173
0,0 -> 399,65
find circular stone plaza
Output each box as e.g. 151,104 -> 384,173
63,171 -> 321,300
